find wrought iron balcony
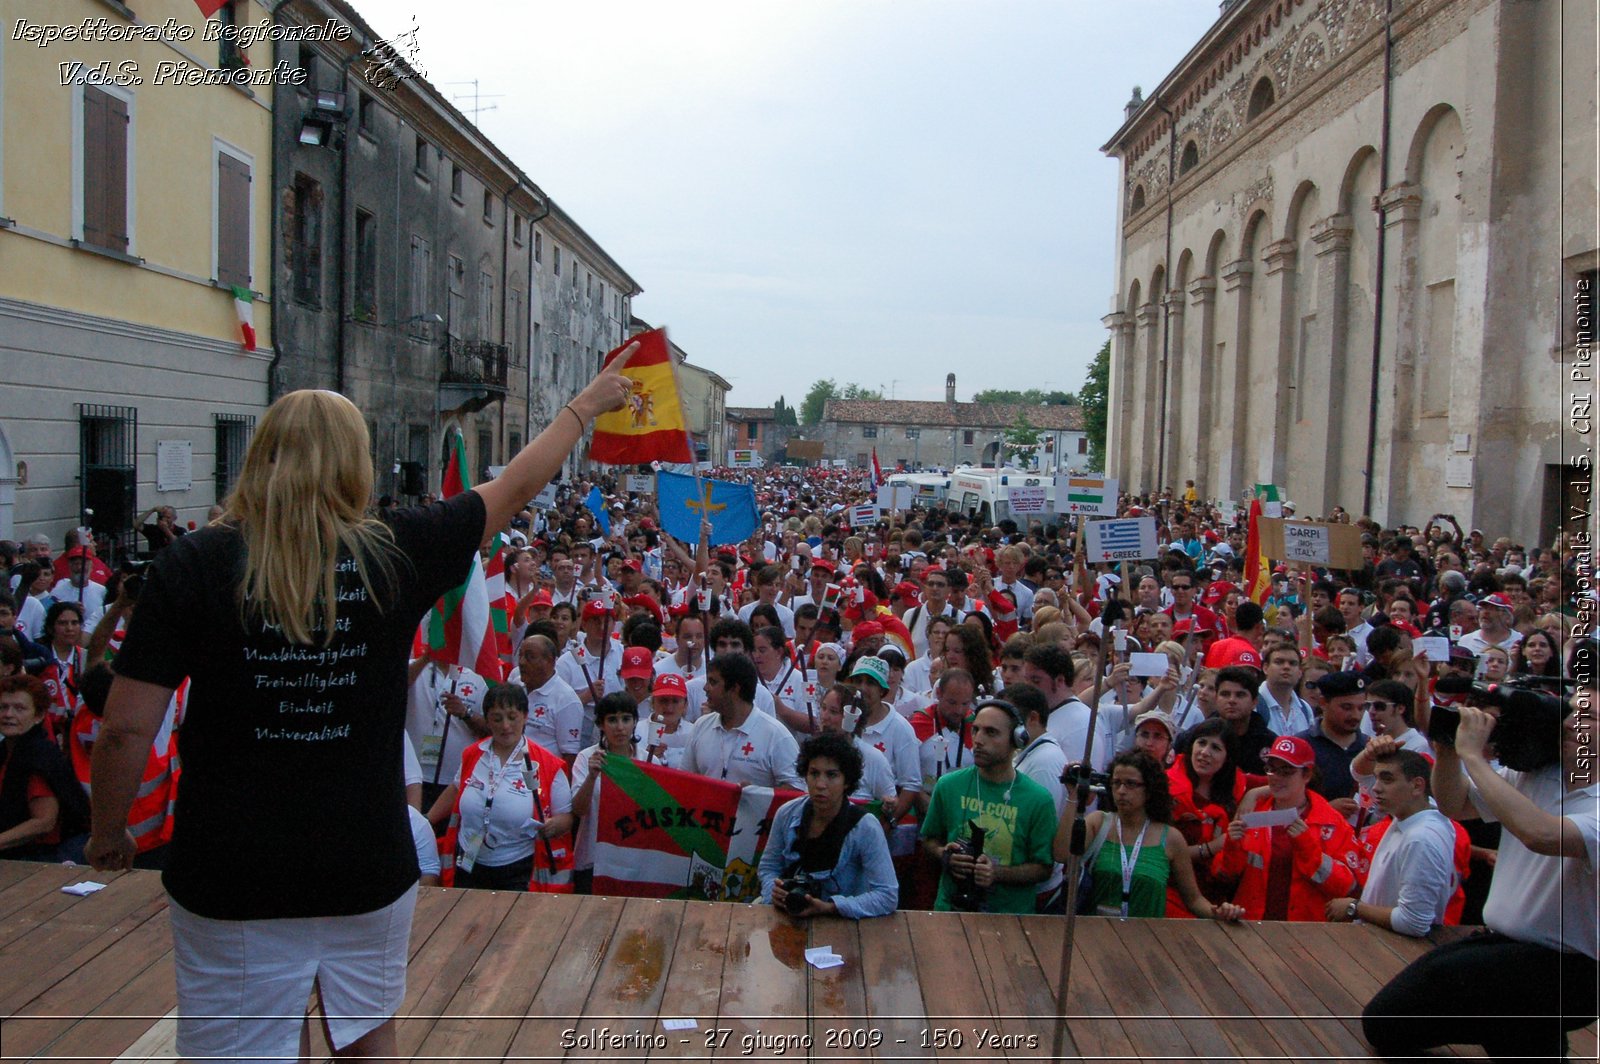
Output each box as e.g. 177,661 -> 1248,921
441,338 -> 509,391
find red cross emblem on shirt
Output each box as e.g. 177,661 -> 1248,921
533,706 -> 546,718
874,741 -> 887,753
741,742 -> 755,756
804,682 -> 817,698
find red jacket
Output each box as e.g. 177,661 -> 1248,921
1165,756 -> 1253,917
1217,789 -> 1360,921
1356,814 -> 1472,925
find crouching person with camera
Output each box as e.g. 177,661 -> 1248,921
759,733 -> 899,919
918,700 -> 1057,914
1362,700 -> 1598,1060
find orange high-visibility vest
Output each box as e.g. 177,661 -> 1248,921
68,679 -> 185,853
438,736 -> 573,893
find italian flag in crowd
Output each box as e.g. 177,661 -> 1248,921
230,286 -> 256,352
417,434 -> 508,681
1244,496 -> 1272,605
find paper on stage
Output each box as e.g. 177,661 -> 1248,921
1241,807 -> 1300,829
662,1018 -> 697,1031
805,946 -> 845,969
62,881 -> 107,896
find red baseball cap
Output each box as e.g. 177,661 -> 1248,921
582,598 -> 612,619
1202,581 -> 1237,606
620,558 -> 642,573
811,558 -> 837,573
1264,735 -> 1315,770
619,646 -> 655,681
893,581 -> 921,605
528,588 -> 553,608
1205,637 -> 1262,670
853,620 -> 886,642
651,673 -> 688,699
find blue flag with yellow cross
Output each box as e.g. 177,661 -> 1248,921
656,471 -> 759,546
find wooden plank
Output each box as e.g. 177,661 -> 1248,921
28,950 -> 177,1061
1072,917 -> 1195,1059
1017,913 -> 1137,1061
856,909 -> 933,1062
1115,918 -> 1287,1061
412,892 -> 584,1062
0,858 -> 46,892
393,887 -> 520,1058
1231,921 -> 1373,1058
960,914 -> 1059,1063
0,868 -> 168,1012
649,900 -> 732,1061
1160,918 -> 1336,1060
0,863 -> 98,943
1,903 -> 172,1059
903,910 -> 1001,1062
500,894 -> 627,1061
804,914 -> 870,1062
568,897 -> 683,1059
709,903 -> 810,1060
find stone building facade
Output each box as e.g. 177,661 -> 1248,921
817,375 -> 1087,472
1103,0 -> 1596,543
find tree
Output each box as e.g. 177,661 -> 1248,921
841,383 -> 885,401
1079,339 -> 1110,471
773,396 -> 798,426
800,379 -> 838,425
972,387 -> 1077,406
1003,411 -> 1041,465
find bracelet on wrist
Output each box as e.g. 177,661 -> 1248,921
562,403 -> 585,432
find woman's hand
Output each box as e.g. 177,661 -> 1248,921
1286,817 -> 1309,839
588,748 -> 607,774
1212,902 -> 1245,922
570,341 -> 639,420
85,828 -> 136,873
1227,817 -> 1246,842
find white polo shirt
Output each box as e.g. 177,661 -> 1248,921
685,673 -> 776,723
404,662 -> 488,784
859,708 -> 922,793
556,639 -> 623,702
521,673 -> 585,757
680,705 -> 803,790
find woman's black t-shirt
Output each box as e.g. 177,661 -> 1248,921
114,491 -> 486,920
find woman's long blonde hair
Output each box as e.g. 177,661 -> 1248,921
224,390 -> 397,646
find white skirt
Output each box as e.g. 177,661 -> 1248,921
167,885 -> 417,1063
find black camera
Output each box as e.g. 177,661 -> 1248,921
1428,676 -> 1568,773
779,874 -> 822,916
949,821 -> 989,913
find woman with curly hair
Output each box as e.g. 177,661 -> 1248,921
1053,750 -> 1244,921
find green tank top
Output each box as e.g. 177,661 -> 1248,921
1089,823 -> 1170,918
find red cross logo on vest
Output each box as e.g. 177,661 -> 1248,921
874,741 -> 886,753
534,706 -> 547,718
741,742 -> 754,756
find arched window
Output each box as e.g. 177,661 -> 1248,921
1130,185 -> 1146,212
1179,140 -> 1200,175
1247,76 -> 1275,119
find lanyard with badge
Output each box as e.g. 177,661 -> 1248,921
931,719 -> 966,779
1108,817 -> 1148,920
457,743 -> 540,874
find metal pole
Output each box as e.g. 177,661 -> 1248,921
1050,599 -> 1122,1063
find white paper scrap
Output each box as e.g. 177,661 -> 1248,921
62,881 -> 107,896
1240,807 -> 1300,829
804,946 -> 845,969
662,1018 -> 697,1031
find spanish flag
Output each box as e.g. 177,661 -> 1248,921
589,328 -> 693,465
1244,496 -> 1271,605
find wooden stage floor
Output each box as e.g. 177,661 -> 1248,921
1,860 -> 1593,1062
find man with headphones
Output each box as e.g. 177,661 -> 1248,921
919,696 -> 1058,914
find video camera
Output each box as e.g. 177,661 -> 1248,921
778,873 -> 825,916
1428,675 -> 1569,773
949,821 -> 988,913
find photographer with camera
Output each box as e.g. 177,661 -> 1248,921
1362,688 -> 1597,1059
919,700 -> 1057,914
758,732 -> 898,919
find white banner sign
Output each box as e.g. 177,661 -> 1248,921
1083,516 -> 1158,563
156,439 -> 192,493
1281,522 -> 1332,565
727,449 -> 757,468
1006,485 -> 1048,515
875,485 -> 914,511
625,474 -> 654,494
848,503 -> 879,528
1056,475 -> 1118,516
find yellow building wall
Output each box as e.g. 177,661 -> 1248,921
2,0 -> 275,346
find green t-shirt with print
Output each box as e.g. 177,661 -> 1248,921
919,764 -> 1058,914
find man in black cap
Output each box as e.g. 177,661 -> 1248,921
1298,671 -> 1370,820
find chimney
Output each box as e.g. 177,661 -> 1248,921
945,373 -> 956,404
1124,86 -> 1144,121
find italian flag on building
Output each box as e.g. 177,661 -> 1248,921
230,285 -> 256,352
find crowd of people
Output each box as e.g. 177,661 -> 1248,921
0,394 -> 1594,1056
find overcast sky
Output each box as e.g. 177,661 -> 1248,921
352,0 -> 1220,408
